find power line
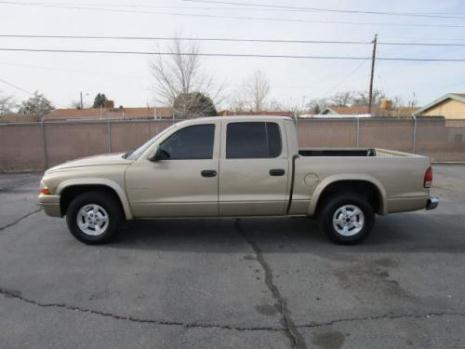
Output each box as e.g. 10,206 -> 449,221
2,0 -> 463,17
1,47 -> 465,62
2,34 -> 465,47
1,1 -> 465,29
321,60 -> 369,97
0,34 -> 371,45
0,61 -> 147,79
0,77 -> 34,95
382,41 -> 465,47
184,0 -> 465,20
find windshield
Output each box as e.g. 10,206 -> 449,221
123,124 -> 177,160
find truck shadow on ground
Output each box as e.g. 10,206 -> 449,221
109,213 -> 465,254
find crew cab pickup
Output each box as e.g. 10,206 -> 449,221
38,116 -> 438,244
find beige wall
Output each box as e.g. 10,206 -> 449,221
1,118 -> 464,171
421,99 -> 465,119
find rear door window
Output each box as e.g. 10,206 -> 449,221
226,122 -> 282,159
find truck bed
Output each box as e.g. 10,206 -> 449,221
298,148 -> 417,158
291,147 -> 429,216
299,148 -> 377,157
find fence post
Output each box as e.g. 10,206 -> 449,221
294,114 -> 300,146
412,117 -> 417,153
356,117 -> 360,147
41,120 -> 49,170
107,119 -> 112,153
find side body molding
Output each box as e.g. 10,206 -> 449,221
308,174 -> 388,216
56,177 -> 133,220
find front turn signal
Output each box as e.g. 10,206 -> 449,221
40,186 -> 50,195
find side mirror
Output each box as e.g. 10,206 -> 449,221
150,148 -> 170,161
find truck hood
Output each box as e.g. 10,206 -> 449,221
46,153 -> 132,173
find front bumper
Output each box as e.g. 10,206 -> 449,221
426,196 -> 439,210
38,194 -> 62,217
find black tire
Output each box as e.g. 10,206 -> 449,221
66,191 -> 121,244
319,192 -> 375,245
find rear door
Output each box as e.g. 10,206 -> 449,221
219,120 -> 290,216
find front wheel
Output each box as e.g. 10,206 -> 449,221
319,193 -> 375,244
66,192 -> 121,244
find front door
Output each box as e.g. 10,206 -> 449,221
125,123 -> 219,217
219,121 -> 290,216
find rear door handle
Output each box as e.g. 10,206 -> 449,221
201,170 -> 217,177
269,169 -> 285,176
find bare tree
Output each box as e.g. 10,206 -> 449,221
18,91 -> 54,118
324,89 -> 386,108
243,70 -> 270,112
407,92 -> 418,109
150,38 -> 222,118
228,94 -> 250,113
306,98 -> 328,114
227,70 -> 271,113
352,89 -> 386,106
329,91 -> 354,107
391,96 -> 403,109
0,92 -> 16,115
268,99 -> 286,111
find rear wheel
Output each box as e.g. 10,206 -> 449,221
319,193 -> 374,244
66,191 -> 121,244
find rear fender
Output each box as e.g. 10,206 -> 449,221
308,174 -> 387,216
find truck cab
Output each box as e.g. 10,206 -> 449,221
124,117 -> 295,218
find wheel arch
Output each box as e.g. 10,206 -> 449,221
57,178 -> 133,219
308,175 -> 387,216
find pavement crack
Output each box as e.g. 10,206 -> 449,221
0,287 -> 282,332
235,219 -> 306,349
0,208 -> 41,231
297,311 -> 465,329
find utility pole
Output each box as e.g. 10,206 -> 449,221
368,34 -> 378,115
80,91 -> 83,109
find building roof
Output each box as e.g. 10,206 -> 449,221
177,115 -> 293,124
313,113 -> 372,119
44,107 -> 173,120
321,106 -> 370,115
321,105 -> 415,117
219,110 -> 294,117
414,93 -> 465,116
394,106 -> 417,115
0,113 -> 39,123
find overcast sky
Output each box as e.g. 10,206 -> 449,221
0,0 -> 464,109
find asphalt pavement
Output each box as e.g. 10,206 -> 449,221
0,165 -> 464,349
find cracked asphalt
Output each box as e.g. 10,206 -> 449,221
0,165 -> 465,349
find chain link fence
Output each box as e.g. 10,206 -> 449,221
1,118 -> 464,171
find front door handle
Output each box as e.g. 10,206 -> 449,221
269,169 -> 285,176
201,170 -> 217,177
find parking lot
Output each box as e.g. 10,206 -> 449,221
0,165 -> 464,349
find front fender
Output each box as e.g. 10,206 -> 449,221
307,174 -> 387,216
57,177 -> 133,219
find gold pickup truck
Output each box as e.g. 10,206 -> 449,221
38,116 -> 438,245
